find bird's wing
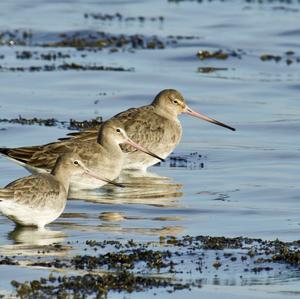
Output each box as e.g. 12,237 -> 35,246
0,104 -> 165,168
57,105 -> 161,145
114,106 -> 167,153
0,188 -> 15,201
3,174 -> 60,207
58,125 -> 100,142
0,141 -> 75,171
58,105 -> 167,153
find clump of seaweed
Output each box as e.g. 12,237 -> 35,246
0,257 -> 19,265
245,0 -> 299,3
0,116 -> 103,130
169,0 -> 300,3
0,30 -> 167,50
68,117 -> 102,130
155,152 -> 204,169
71,249 -> 172,271
16,51 -> 71,60
260,51 -> 300,65
168,0 -> 223,3
197,67 -> 228,73
43,32 -> 165,50
0,116 -> 57,126
0,29 -> 32,46
4,235 -> 300,298
272,239 -> 300,265
0,63 -> 134,72
11,272 -> 198,298
84,12 -> 164,23
196,49 -> 243,60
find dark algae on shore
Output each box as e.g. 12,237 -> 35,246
11,272 -> 197,298
4,235 -> 300,298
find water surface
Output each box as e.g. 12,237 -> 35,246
0,0 -> 300,297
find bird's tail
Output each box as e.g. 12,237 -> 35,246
0,187 -> 15,200
0,147 -> 10,156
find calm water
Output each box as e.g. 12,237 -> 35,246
0,0 -> 300,297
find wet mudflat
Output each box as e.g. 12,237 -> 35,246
0,0 -> 300,298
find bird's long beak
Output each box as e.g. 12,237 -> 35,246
82,167 -> 125,188
183,106 -> 236,131
124,138 -> 165,162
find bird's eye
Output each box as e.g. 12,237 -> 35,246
73,160 -> 79,166
116,128 -> 121,133
173,100 -> 179,104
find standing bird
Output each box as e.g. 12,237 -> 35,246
0,89 -> 234,172
0,152 -> 122,229
0,119 -> 163,189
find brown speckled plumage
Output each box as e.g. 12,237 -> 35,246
0,152 -> 90,228
0,89 -> 235,173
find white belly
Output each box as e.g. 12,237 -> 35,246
0,200 -> 65,229
122,150 -> 172,171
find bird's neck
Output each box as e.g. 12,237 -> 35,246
97,135 -> 123,158
153,104 -> 178,121
51,165 -> 71,193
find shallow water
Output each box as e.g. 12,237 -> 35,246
0,0 -> 300,297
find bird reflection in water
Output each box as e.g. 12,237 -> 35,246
59,170 -> 185,236
0,226 -> 68,257
56,211 -> 185,237
98,211 -> 185,236
69,169 -> 183,207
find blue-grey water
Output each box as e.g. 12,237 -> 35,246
0,0 -> 300,298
